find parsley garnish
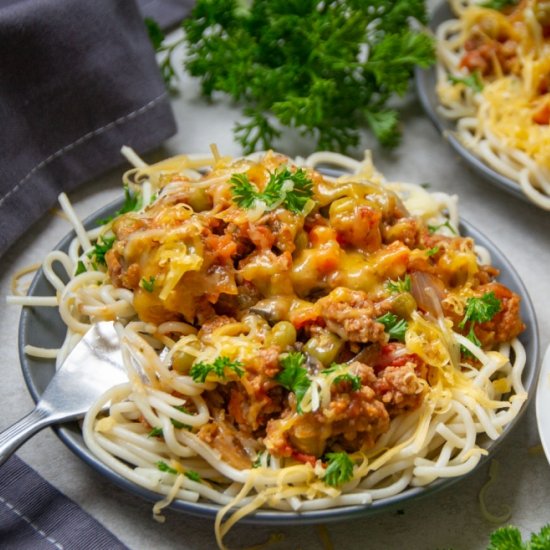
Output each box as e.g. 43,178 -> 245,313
148,427 -> 163,438
459,292 -> 501,354
230,167 -> 313,214
385,275 -> 411,294
275,352 -> 311,414
87,235 -> 115,267
97,185 -> 142,226
145,17 -> 184,91
487,523 -> 550,550
426,246 -> 440,257
427,220 -> 457,235
449,71 -> 484,93
323,452 -> 354,486
184,470 -> 201,482
156,461 -> 178,475
252,451 -> 266,469
141,276 -> 155,292
183,1 -> 434,153
377,312 -> 408,342
479,0 -> 518,10
75,260 -> 87,276
322,364 -> 361,391
171,405 -> 192,430
459,292 -> 501,327
190,356 -> 244,383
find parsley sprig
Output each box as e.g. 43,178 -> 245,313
323,452 -> 354,486
480,0 -> 518,10
275,352 -> 311,414
182,0 -> 434,153
459,292 -> 501,353
487,523 -> 550,550
230,167 -> 313,214
449,71 -> 484,93
322,364 -> 361,391
87,235 -> 115,267
97,185 -> 142,226
377,312 -> 408,342
190,356 -> 244,383
386,275 -> 411,294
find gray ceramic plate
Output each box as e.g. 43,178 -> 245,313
415,1 -> 530,205
18,195 -> 539,524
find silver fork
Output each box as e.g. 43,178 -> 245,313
0,321 -> 127,466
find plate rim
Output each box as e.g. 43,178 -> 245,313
18,193 -> 540,524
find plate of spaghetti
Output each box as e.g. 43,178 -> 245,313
416,0 -> 550,210
14,148 -> 538,548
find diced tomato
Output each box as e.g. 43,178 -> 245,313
292,451 -> 317,467
374,343 -> 424,373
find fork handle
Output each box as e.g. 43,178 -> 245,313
0,407 -> 52,466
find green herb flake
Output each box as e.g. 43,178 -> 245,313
487,523 -> 550,550
426,246 -> 440,257
385,274 -> 411,294
190,356 -> 244,383
171,405 -> 192,430
479,0 -> 518,11
87,235 -> 115,267
75,260 -> 87,276
377,312 -> 408,342
459,292 -> 501,328
322,364 -> 361,391
323,452 -> 354,487
141,276 -> 155,292
148,427 -> 163,438
184,470 -> 202,482
449,71 -> 484,93
230,167 -> 313,214
427,220 -> 457,235
275,352 -> 311,414
156,461 -> 178,475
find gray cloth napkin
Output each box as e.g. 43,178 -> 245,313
0,455 -> 128,549
0,0 -> 193,258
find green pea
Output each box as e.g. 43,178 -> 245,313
172,350 -> 196,372
267,321 -> 297,349
303,331 -> 343,366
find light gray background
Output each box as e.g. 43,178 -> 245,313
1,11 -> 550,550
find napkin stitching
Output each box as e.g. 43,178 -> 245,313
0,91 -> 168,208
0,495 -> 64,549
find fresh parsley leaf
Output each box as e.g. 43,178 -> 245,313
171,405 -> 192,430
183,0 -> 434,153
145,17 -> 165,50
323,452 -> 354,486
428,220 -> 457,235
252,451 -> 266,468
97,185 -> 141,226
322,364 -> 361,391
377,312 -> 408,342
426,246 -> 440,257
141,276 -> 155,292
275,352 -> 311,414
449,71 -> 484,93
386,275 -> 411,294
87,235 -> 115,267
333,373 -> 362,391
486,523 -> 550,550
184,470 -> 201,482
459,292 -> 501,328
148,427 -> 163,438
190,356 -> 244,383
230,167 -> 313,214
480,0 -> 518,10
156,461 -> 178,475
75,260 -> 87,276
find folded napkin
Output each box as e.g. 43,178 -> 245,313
0,455 -> 128,549
0,0 -> 193,259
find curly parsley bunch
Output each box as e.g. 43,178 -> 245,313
182,0 -> 435,153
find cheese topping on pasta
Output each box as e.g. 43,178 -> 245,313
436,0 -> 550,209
12,149 -> 528,550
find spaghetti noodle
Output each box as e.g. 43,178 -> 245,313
436,0 -> 550,209
10,148 -> 528,549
